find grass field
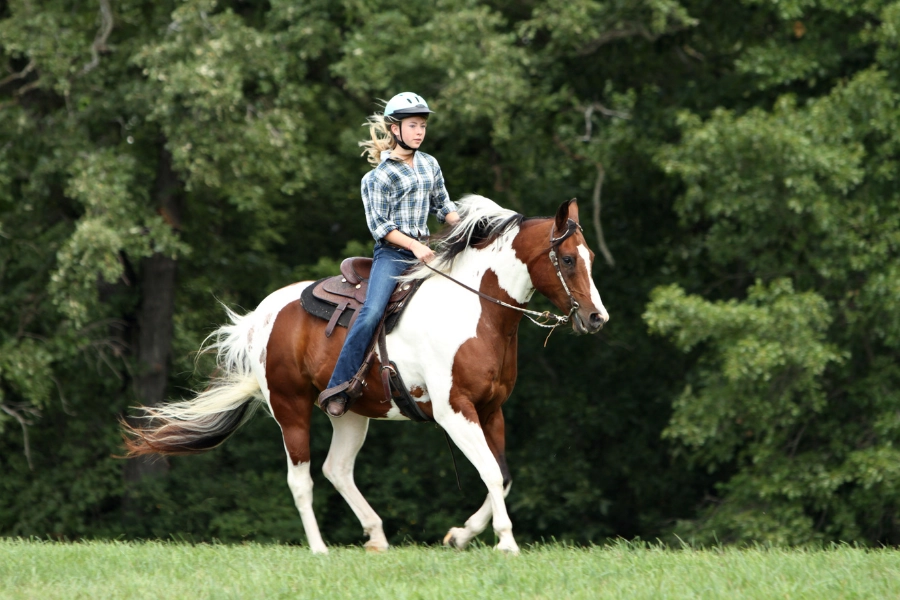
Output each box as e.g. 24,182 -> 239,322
2,539 -> 899,599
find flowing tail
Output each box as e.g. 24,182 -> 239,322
122,306 -> 264,456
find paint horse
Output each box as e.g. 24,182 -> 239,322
123,195 -> 609,554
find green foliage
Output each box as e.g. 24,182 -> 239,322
0,339 -> 53,417
645,280 -> 845,543
51,149 -> 189,326
646,0 -> 900,545
135,1 -> 313,208
646,280 -> 841,463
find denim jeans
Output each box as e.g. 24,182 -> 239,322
326,243 -> 414,389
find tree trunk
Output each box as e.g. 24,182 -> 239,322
123,142 -> 183,487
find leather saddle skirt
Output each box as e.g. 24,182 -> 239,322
299,257 -> 421,337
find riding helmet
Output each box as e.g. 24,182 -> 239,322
384,92 -> 434,121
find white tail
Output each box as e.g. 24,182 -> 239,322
123,305 -> 265,456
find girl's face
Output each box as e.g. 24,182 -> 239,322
391,116 -> 428,149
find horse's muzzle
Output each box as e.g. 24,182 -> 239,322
572,310 -> 607,334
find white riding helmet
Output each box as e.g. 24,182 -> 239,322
384,92 -> 434,121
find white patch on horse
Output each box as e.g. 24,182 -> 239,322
436,408 -> 519,553
577,244 -> 609,323
376,268 -> 477,421
491,230 -> 533,303
323,411 -> 389,551
285,457 -> 328,554
381,404 -> 406,420
376,227 -> 532,422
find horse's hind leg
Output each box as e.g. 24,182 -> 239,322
444,408 -> 512,550
322,410 -> 389,551
270,388 -> 328,554
285,454 -> 328,554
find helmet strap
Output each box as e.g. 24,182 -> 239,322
393,134 -> 416,152
391,119 -> 418,153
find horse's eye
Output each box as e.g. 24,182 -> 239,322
562,256 -> 574,266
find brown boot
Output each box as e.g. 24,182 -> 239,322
317,382 -> 355,417
323,393 -> 348,417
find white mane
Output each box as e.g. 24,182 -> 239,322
400,195 -> 521,282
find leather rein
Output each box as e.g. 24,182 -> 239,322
423,218 -> 583,346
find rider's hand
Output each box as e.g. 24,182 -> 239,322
411,240 -> 435,263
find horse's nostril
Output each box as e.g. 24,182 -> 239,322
590,313 -> 603,325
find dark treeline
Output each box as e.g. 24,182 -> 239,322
1,0 -> 899,547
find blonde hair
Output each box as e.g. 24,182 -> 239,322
359,113 -> 396,167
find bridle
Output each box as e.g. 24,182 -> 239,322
422,217 -> 583,346
548,217 -> 582,316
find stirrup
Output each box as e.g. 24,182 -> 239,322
318,383 -> 348,408
317,378 -> 364,417
317,387 -> 349,417
325,395 -> 348,417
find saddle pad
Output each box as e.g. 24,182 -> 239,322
300,278 -> 356,329
299,277 -> 421,335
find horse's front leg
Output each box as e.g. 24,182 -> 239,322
322,410 -> 389,551
443,408 -> 512,550
437,399 -> 519,554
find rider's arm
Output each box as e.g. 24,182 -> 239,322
383,230 -> 434,262
363,171 -> 400,241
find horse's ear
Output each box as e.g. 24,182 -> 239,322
555,198 -> 579,232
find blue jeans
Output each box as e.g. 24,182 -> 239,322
326,243 -> 414,389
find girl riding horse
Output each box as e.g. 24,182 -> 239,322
121,94 -> 610,554
122,194 -> 609,554
318,92 -> 460,418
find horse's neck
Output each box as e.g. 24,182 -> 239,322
448,231 -> 535,305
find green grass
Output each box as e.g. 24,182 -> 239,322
2,539 -> 899,599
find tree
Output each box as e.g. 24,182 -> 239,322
648,2 -> 900,544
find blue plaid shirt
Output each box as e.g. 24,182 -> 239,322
361,151 -> 457,242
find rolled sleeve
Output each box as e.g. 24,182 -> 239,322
363,171 -> 399,241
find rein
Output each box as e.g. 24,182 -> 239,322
422,218 -> 583,347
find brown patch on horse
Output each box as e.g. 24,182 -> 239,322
448,269 -> 522,423
265,300 -> 317,465
286,295 -> 437,420
480,408 -> 511,487
511,218 -> 564,306
292,304 -> 397,420
346,374 -> 433,420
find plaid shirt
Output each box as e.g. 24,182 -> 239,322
361,151 -> 457,241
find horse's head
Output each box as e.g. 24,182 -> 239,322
524,199 -> 609,334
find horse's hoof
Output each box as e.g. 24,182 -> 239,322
310,545 -> 329,555
443,528 -> 469,550
495,541 -> 520,555
364,540 -> 389,553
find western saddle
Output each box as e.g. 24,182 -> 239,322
299,257 -> 431,422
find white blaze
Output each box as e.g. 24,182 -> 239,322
577,244 -> 609,322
